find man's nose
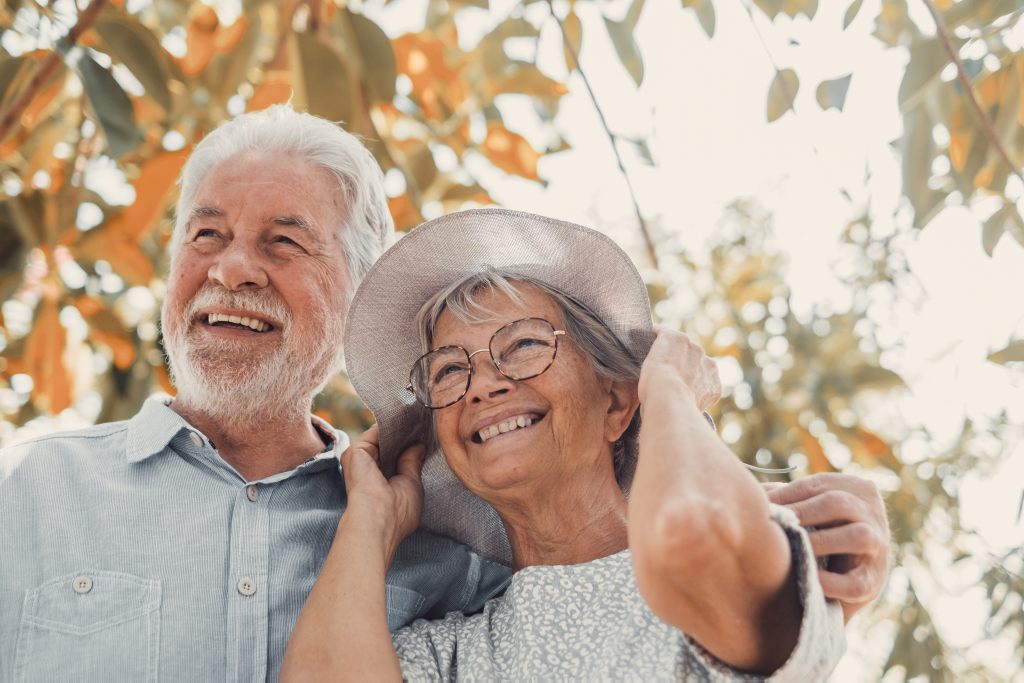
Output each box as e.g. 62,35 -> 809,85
467,350 -> 514,403
208,241 -> 268,290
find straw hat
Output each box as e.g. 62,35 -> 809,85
343,208 -> 654,564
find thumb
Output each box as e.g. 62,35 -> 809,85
395,443 -> 427,482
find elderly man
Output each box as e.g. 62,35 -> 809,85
0,105 -> 887,681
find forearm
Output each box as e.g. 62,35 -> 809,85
281,517 -> 402,683
629,378 -> 799,671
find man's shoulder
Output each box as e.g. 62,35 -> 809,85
0,420 -> 131,483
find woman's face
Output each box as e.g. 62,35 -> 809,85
431,283 -> 634,499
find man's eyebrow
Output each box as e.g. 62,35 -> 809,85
270,215 -> 313,230
189,206 -> 223,222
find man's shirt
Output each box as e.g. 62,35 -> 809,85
0,399 -> 512,682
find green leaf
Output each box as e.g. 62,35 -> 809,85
987,340 -> 1024,364
898,38 -> 948,112
0,56 -> 26,111
295,33 -> 352,123
816,74 -> 852,111
752,0 -> 784,19
843,0 -> 864,28
95,13 -> 173,112
348,10 -> 397,103
982,205 -> 1009,256
900,108 -> 942,228
77,53 -> 142,158
683,0 -> 716,38
604,16 -> 644,86
213,12 -> 261,105
766,68 -> 798,122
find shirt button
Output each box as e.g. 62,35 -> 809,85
237,577 -> 257,596
189,432 -> 203,448
245,485 -> 258,502
72,576 -> 93,594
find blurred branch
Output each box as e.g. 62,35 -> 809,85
0,0 -> 107,142
922,0 -> 1024,184
545,0 -> 658,268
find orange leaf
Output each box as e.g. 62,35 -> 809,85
247,76 -> 293,112
483,123 -> 540,180
24,297 -> 71,414
214,16 -> 248,52
108,149 -> 191,240
388,195 -> 423,231
794,426 -> 835,473
22,78 -> 64,129
176,5 -> 220,77
90,328 -> 136,370
75,229 -> 155,285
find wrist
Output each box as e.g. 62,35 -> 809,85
337,509 -> 403,566
640,375 -> 699,415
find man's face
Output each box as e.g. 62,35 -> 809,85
161,151 -> 350,423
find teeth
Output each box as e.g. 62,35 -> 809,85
206,313 -> 270,332
478,415 -> 536,443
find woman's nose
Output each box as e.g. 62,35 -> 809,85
466,349 -> 514,402
208,241 -> 268,291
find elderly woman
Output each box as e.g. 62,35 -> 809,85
283,209 -> 845,680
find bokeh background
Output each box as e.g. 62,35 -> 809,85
1,0 -> 1022,679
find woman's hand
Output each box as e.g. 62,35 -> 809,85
340,424 -> 426,561
638,329 -> 721,411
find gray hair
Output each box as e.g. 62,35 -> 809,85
170,105 -> 393,290
415,268 -> 642,485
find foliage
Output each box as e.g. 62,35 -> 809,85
0,0 -> 1021,678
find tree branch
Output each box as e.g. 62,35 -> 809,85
922,0 -> 1024,184
0,0 -> 108,143
546,0 -> 658,268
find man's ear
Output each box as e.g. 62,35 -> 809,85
605,380 -> 640,443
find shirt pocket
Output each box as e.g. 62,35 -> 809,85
13,571 -> 161,683
385,584 -> 426,633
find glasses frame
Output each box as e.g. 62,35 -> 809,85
406,317 -> 567,410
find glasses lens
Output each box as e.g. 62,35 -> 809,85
492,318 -> 558,380
411,347 -> 471,408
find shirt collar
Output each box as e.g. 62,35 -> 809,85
124,398 -> 350,468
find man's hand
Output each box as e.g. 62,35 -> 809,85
764,473 -> 890,623
340,424 -> 426,561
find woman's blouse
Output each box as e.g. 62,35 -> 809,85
392,505 -> 845,681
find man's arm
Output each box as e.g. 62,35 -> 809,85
764,473 -> 890,623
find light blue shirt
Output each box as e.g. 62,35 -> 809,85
0,399 -> 511,682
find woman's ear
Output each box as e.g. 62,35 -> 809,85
605,380 -> 640,443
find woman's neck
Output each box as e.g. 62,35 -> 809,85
494,468 -> 629,571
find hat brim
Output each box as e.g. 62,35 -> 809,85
343,208 -> 653,564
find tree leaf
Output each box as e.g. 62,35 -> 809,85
603,15 -> 644,86
766,68 -> 798,122
77,53 -> 142,159
25,297 -> 71,414
0,56 -> 26,111
683,0 -> 716,38
561,8 -> 583,71
107,149 -> 191,240
246,73 -> 292,113
898,38 -> 949,112
482,122 -> 540,179
843,0 -> 864,28
213,14 -> 260,105
95,12 -> 173,112
988,340 -> 1024,364
816,74 -> 852,111
295,32 -> 353,123
982,204 -> 1009,256
900,108 -> 943,228
348,10 -> 397,103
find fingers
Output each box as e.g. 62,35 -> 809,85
395,444 -> 427,482
807,523 -> 886,557
818,566 -> 880,605
782,490 -> 867,528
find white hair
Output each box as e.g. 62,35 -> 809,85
170,105 -> 393,289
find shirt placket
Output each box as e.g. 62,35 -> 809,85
226,482 -> 271,682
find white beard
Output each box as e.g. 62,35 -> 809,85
162,284 -> 345,430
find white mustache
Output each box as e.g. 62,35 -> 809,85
183,285 -> 292,333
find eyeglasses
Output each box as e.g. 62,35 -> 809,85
407,317 -> 566,409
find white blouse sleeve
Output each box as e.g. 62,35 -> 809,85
391,612 -> 463,681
